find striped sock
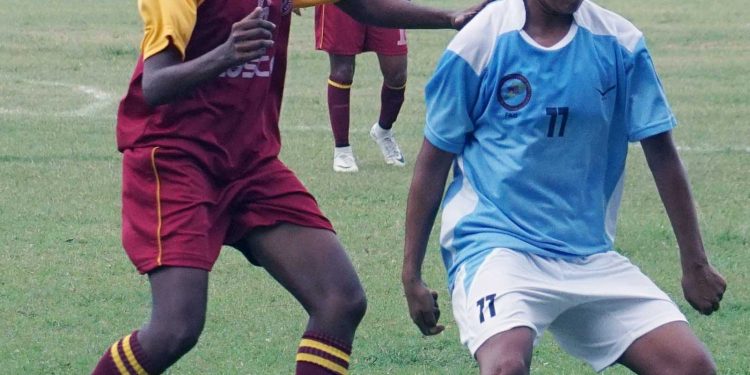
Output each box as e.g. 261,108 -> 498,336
295,332 -> 352,375
92,331 -> 154,375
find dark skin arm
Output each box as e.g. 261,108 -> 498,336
402,139 -> 455,335
335,0 -> 491,29
641,131 -> 727,315
142,8 -> 275,106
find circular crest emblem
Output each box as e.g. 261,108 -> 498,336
497,73 -> 532,111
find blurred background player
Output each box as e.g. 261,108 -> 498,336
315,4 -> 408,172
90,0 -> 488,374
402,0 -> 726,374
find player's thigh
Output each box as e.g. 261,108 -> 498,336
148,266 -> 209,327
228,158 -> 363,311
617,321 -> 716,375
240,223 -> 363,313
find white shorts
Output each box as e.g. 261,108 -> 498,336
451,248 -> 686,372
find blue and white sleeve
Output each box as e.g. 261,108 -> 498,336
625,38 -> 677,142
424,51 -> 482,154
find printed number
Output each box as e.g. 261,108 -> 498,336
397,29 -> 407,46
546,107 -> 569,137
476,294 -> 497,323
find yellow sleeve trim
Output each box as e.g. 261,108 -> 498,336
293,0 -> 339,9
138,0 -> 204,60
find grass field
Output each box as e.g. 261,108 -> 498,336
1,0 -> 748,373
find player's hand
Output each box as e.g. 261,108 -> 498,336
681,262 -> 726,315
450,0 -> 492,30
222,7 -> 276,66
404,279 -> 445,336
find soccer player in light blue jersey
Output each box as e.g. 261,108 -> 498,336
401,0 -> 727,373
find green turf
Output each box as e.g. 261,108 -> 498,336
1,0 -> 748,373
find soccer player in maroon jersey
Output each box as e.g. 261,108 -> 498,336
315,4 -> 408,172
90,0 -> 488,374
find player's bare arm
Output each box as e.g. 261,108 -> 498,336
335,0 -> 491,30
402,139 -> 454,335
142,8 -> 275,106
641,131 -> 727,315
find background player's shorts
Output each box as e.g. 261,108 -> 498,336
121,146 -> 333,274
314,4 -> 408,56
451,248 -> 687,372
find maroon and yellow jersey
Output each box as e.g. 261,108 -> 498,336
117,0 -> 304,176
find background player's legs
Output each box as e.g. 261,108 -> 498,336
92,266 -> 208,375
370,53 -> 407,166
328,54 -> 359,172
474,327 -> 535,375
328,54 -> 356,148
375,53 -> 407,130
616,321 -> 716,375
241,223 -> 366,374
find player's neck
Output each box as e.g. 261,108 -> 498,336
523,0 -> 575,47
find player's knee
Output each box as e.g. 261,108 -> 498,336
316,283 -> 367,325
384,72 -> 407,89
649,345 -> 716,375
338,284 -> 367,324
168,324 -> 203,356
329,67 -> 354,85
674,351 -> 717,375
479,356 -> 529,375
151,317 -> 205,357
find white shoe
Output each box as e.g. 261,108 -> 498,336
370,123 -> 405,166
333,146 -> 359,173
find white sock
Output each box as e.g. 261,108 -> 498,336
335,145 -> 353,154
371,123 -> 392,138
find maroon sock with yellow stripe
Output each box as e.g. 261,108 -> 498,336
295,331 -> 352,375
92,331 -> 155,375
378,82 -> 406,130
327,79 -> 352,147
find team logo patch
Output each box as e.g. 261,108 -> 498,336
281,0 -> 293,15
497,73 -> 532,111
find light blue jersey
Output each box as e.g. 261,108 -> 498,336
425,0 -> 676,291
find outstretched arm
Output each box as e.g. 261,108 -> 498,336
335,0 -> 490,29
402,139 -> 454,335
641,131 -> 726,315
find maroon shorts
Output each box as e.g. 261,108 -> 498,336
121,147 -> 333,274
314,4 -> 408,56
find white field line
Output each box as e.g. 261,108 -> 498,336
628,143 -> 750,154
284,127 -> 750,154
0,78 -> 115,117
283,125 -> 367,134
0,78 -> 746,155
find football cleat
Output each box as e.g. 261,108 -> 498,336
370,123 -> 405,167
333,146 -> 359,173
